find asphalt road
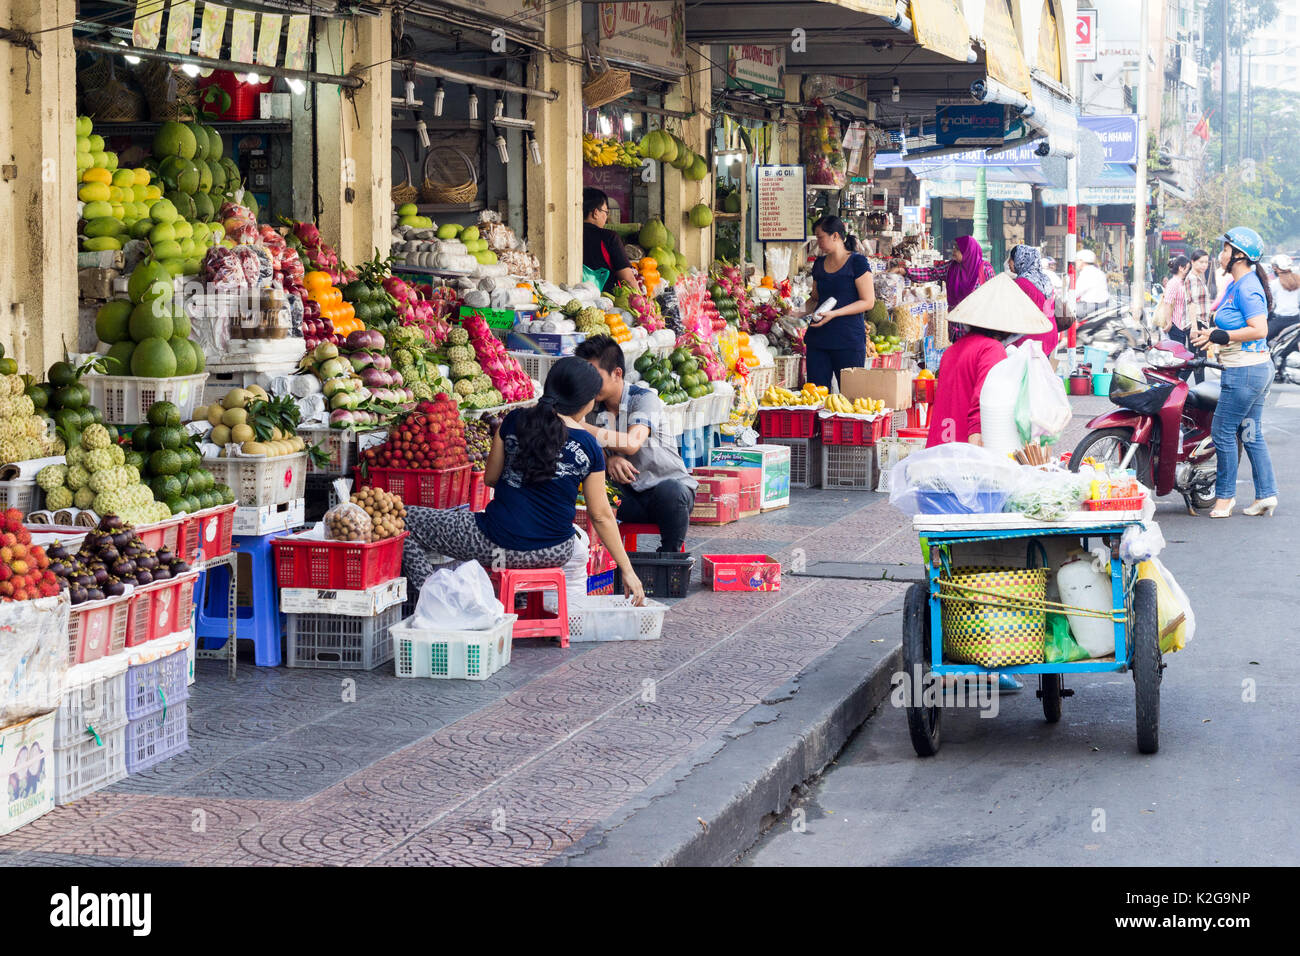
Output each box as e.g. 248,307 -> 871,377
742,381 -> 1300,867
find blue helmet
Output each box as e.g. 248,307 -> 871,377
1218,226 -> 1265,263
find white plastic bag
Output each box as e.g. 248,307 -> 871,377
1020,340 -> 1072,441
563,526 -> 590,605
412,560 -> 505,631
889,443 -> 1024,515
1120,521 -> 1167,563
980,342 -> 1072,457
1003,465 -> 1092,521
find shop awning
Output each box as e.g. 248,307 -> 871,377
980,0 -> 1031,96
907,0 -> 975,63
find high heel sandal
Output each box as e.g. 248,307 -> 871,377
1209,498 -> 1236,518
1243,496 -> 1278,516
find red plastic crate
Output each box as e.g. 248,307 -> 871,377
177,504 -> 236,564
363,465 -> 471,508
820,414 -> 888,445
273,531 -> 407,590
197,71 -> 272,121
758,408 -> 818,439
895,426 -> 929,442
913,377 -> 937,404
702,554 -> 782,592
125,571 -> 200,647
468,470 -> 494,512
66,594 -> 131,664
133,515 -> 184,556
1082,495 -> 1147,511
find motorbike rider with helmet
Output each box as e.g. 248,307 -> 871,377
1190,227 -> 1279,518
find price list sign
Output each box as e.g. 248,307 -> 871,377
754,165 -> 806,243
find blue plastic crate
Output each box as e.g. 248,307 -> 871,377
587,568 -> 616,595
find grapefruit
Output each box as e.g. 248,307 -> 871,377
132,338 -> 178,377
95,300 -> 132,344
171,309 -> 191,339
129,300 -> 174,342
153,121 -> 197,160
185,123 -> 208,161
169,338 -> 197,375
192,191 -> 215,222
104,341 -> 135,375
150,199 -> 179,223
164,191 -> 196,220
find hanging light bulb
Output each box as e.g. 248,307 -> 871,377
599,115 -> 612,136
433,81 -> 445,117
180,63 -> 200,77
529,135 -> 542,166
468,89 -> 479,118
495,135 -> 509,164
494,96 -> 504,120
624,115 -> 634,132
891,80 -> 900,103
417,120 -> 431,149
247,72 -> 264,85
118,40 -> 141,65
287,78 -> 307,95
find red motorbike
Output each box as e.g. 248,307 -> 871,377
1068,341 -> 1227,513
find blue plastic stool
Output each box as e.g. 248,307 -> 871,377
195,530 -> 292,667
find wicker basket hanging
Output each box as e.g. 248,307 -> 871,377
80,57 -> 146,123
133,60 -> 198,122
392,144 -> 418,205
582,41 -> 632,111
420,145 -> 478,205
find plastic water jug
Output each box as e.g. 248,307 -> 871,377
1055,553 -> 1115,657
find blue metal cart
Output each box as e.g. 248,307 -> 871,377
903,511 -> 1161,756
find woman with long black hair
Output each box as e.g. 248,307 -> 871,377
401,357 -> 645,604
800,215 -> 876,390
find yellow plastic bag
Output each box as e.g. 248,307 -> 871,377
1137,558 -> 1194,653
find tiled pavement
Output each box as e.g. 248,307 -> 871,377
0,397 -> 1110,866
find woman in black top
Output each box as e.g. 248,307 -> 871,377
582,188 -> 640,292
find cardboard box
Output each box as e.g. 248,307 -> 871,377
279,578 -> 408,617
77,267 -> 119,301
706,444 -> 791,511
690,475 -> 741,526
1,711 -> 55,836
693,466 -> 760,516
840,367 -> 913,410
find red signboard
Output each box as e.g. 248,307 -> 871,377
1075,11 -> 1097,62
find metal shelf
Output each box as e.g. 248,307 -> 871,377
96,120 -> 292,136
412,201 -> 486,215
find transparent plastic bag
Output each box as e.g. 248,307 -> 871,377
889,443 -> 1025,515
1120,521 -> 1167,563
1044,612 -> 1091,663
324,478 -> 372,542
413,560 -> 506,631
1003,466 -> 1092,521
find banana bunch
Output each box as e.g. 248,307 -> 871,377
761,384 -> 822,407
824,394 -> 885,415
583,134 -> 643,168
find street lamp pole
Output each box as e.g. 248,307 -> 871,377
1133,0 -> 1150,313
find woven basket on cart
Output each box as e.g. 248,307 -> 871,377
420,145 -> 478,205
582,42 -> 632,110
392,144 -> 418,205
80,58 -> 146,123
133,60 -> 198,122
937,543 -> 1050,668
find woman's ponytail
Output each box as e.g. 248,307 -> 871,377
843,233 -> 858,253
1256,263 -> 1275,313
513,357 -> 604,485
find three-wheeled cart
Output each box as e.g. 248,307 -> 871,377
904,510 -> 1162,756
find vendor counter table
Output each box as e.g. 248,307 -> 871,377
905,509 -> 1162,756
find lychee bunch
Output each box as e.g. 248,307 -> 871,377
0,508 -> 61,601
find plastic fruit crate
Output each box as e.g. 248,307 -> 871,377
363,464 -> 471,508
614,553 -> 694,599
764,437 -> 822,488
748,366 -> 777,393
84,373 -> 208,426
821,443 -> 879,491
702,554 -> 782,592
1082,495 -> 1147,511
508,350 -> 564,384
820,414 -> 888,446
124,698 -> 189,774
132,514 -> 184,556
177,503 -> 236,563
913,377 -> 937,404
125,647 -> 190,721
567,596 -> 667,642
284,602 -> 403,670
66,593 -> 132,665
273,531 -> 406,590
202,452 -> 307,508
758,408 -> 818,439
0,479 -> 38,515
55,656 -> 128,748
298,426 -> 386,475
125,571 -> 199,647
54,722 -> 128,805
469,469 -> 493,512
390,614 -> 517,680
774,354 -> 802,390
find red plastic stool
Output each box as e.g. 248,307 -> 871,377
619,522 -> 686,554
489,568 -> 569,648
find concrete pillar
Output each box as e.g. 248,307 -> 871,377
314,11 -> 392,268
973,166 -> 990,258
664,47 -> 713,271
526,5 -> 583,284
0,0 -> 78,375
779,75 -> 802,165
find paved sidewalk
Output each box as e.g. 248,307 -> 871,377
0,396 -> 1109,866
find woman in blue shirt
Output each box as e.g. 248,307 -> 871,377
1191,227 -> 1278,518
401,357 -> 645,605
801,216 -> 876,389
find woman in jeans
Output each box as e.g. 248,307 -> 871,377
1191,227 -> 1279,518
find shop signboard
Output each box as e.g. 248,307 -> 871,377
935,102 -> 1006,146
1041,185 -> 1136,205
597,2 -> 686,76
926,179 -> 1033,201
726,45 -> 785,99
583,164 -> 632,220
823,0 -> 896,17
1076,10 -> 1098,62
909,0 -> 974,65
753,165 -> 806,243
983,0 -> 1031,94
455,0 -> 545,31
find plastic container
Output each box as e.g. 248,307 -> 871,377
1083,345 -> 1109,373
914,490 -> 1010,514
284,603 -> 403,670
83,373 -> 208,426
54,656 -> 128,748
54,723 -> 127,805
1092,371 -> 1114,396
913,377 -> 938,404
125,648 -> 190,721
1056,554 -> 1115,657
1082,495 -> 1147,511
764,437 -> 821,488
702,554 -> 782,592
196,71 -> 271,121
821,414 -> 887,445
390,614 -> 517,680
758,408 -> 818,439
124,698 -> 189,774
614,553 -> 694,599
774,354 -> 802,390
202,452 -> 307,508
1069,374 -> 1093,396
177,503 -> 237,563
0,479 -> 38,515
66,593 -> 132,664
509,350 -> 564,384
821,443 -> 879,490
298,426 -> 385,475
363,464 -> 470,508
125,571 -> 199,647
272,530 -> 406,590
748,366 -> 777,394
132,514 -> 185,556
567,597 -> 667,642
468,470 -> 493,512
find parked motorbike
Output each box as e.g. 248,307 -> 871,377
1069,340 -> 1226,514
1270,320 -> 1300,384
1074,297 -> 1156,356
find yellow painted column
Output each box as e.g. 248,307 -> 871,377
0,0 -> 78,375
778,75 -> 802,166
665,46 -> 713,270
314,11 -> 392,268
526,5 -> 583,284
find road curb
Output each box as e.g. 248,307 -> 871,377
552,595 -> 906,867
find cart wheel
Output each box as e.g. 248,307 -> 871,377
1131,578 -> 1162,754
1040,674 -> 1063,723
903,583 -> 941,757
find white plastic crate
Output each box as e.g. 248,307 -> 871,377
125,698 -> 189,774
284,603 -> 403,670
661,401 -> 687,438
708,385 -> 734,426
83,372 -> 208,426
297,426 -> 387,475
203,452 -> 307,508
279,577 -> 407,617
774,354 -> 802,390
0,479 -> 38,515
749,366 -> 777,394
202,361 -> 300,406
54,722 -> 127,805
567,596 -> 667,642
821,443 -> 879,491
390,614 -> 516,680
54,656 -> 128,748
509,350 -> 564,385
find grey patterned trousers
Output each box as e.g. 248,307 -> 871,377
401,506 -> 576,593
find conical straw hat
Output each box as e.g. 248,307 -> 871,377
948,272 -> 1053,335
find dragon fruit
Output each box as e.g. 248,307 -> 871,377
463,312 -> 533,404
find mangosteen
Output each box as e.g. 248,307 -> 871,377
98,515 -> 123,531
137,554 -> 158,571
111,531 -> 132,550
151,568 -> 171,582
135,570 -> 153,586
104,580 -> 126,597
110,557 -> 134,576
73,573 -> 94,588
69,586 -> 88,605
124,543 -> 144,559
156,548 -> 175,564
85,588 -> 104,602
99,545 -> 120,565
46,543 -> 68,561
170,561 -> 191,575
92,567 -> 109,585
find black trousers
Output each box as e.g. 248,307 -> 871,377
615,479 -> 697,552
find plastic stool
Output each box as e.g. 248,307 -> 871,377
195,530 -> 291,667
489,568 -> 569,648
618,522 -> 686,554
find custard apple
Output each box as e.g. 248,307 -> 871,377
36,463 -> 67,491
65,463 -> 90,490
448,327 -> 469,346
85,447 -> 115,473
73,487 -> 95,509
81,423 -> 112,451
45,486 -> 73,511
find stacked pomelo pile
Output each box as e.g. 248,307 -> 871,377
76,114 -> 161,255
93,260 -> 205,378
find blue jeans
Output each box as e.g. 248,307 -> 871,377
1212,361 -> 1278,500
806,345 -> 867,390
